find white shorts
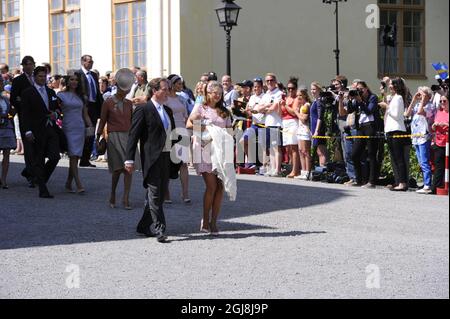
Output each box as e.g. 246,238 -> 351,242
282,119 -> 299,146
297,123 -> 312,141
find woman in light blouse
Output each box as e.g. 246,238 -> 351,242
405,86 -> 436,194
379,78 -> 409,191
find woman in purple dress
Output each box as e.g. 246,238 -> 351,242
0,77 -> 16,189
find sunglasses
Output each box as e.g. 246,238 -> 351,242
265,79 -> 275,83
440,100 -> 448,103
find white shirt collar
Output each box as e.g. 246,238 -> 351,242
34,83 -> 46,91
81,66 -> 90,75
152,98 -> 163,110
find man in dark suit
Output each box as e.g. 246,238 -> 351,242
10,56 -> 36,187
125,78 -> 176,243
21,66 -> 61,199
78,54 -> 103,167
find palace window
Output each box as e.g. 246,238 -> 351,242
0,0 -> 20,68
378,0 -> 426,78
49,0 -> 81,75
112,0 -> 146,70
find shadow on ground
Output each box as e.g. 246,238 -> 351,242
0,162 -> 345,250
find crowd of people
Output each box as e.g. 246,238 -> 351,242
0,54 -> 449,241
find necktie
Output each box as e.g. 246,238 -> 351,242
40,87 -> 49,110
160,106 -> 169,130
88,72 -> 96,101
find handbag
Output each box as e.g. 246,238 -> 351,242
96,137 -> 107,156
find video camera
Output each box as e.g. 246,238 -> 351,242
431,76 -> 449,92
319,91 -> 335,110
348,89 -> 363,99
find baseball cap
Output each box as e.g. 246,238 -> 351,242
238,80 -> 254,88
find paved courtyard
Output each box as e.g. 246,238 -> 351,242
0,155 -> 448,299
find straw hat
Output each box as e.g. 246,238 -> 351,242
115,68 -> 135,92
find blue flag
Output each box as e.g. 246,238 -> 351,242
432,62 -> 449,80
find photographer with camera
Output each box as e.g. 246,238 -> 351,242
431,75 -> 449,110
329,76 -> 357,184
341,81 -> 381,188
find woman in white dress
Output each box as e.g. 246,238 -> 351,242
58,72 -> 94,194
165,74 -> 190,203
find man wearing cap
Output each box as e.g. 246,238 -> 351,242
10,56 -> 37,187
78,54 -> 104,167
125,77 -> 176,243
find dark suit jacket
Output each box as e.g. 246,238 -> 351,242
126,100 -> 176,187
10,73 -> 33,116
77,69 -> 103,120
21,86 -> 61,145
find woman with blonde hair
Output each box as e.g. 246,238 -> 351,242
405,86 -> 436,194
187,81 -> 233,235
294,88 -> 312,180
310,82 -> 328,167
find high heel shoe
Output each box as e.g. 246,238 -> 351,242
210,224 -> 220,236
65,183 -> 75,193
200,220 -> 210,233
123,201 -> 132,210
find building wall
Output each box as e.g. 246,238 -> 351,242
180,0 -> 449,91
20,0 -> 50,66
14,0 -> 450,92
80,0 -> 113,74
424,0 -> 449,89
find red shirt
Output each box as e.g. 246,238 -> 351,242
434,109 -> 449,147
281,96 -> 297,120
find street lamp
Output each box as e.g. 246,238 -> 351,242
323,0 -> 347,76
215,0 -> 242,77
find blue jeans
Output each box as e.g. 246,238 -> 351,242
342,130 -> 357,180
414,141 -> 432,187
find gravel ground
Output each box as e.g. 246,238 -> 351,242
0,155 -> 448,299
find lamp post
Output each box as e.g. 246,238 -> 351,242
323,0 -> 347,76
215,0 -> 242,77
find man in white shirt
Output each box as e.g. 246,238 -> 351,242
240,78 -> 266,169
78,55 -> 103,167
255,73 -> 283,176
125,78 -> 175,243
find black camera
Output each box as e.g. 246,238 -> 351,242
343,125 -> 352,135
325,84 -> 338,93
348,89 -> 362,98
381,81 -> 387,90
319,91 -> 335,109
431,84 -> 441,92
